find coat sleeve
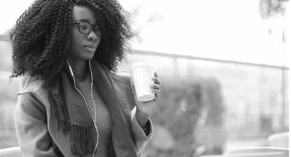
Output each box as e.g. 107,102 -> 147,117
14,92 -> 58,157
113,71 -> 154,156
130,107 -> 154,156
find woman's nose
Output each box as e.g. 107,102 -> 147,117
87,30 -> 101,41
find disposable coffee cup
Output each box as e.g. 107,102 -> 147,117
130,61 -> 156,102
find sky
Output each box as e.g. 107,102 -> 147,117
0,0 -> 288,67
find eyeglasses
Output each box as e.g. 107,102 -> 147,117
73,20 -> 101,36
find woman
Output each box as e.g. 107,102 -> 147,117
10,0 -> 160,156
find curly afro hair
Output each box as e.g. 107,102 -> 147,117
10,0 -> 132,80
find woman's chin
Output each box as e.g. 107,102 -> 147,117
82,51 -> 96,60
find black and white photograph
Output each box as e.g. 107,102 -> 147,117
0,0 -> 289,157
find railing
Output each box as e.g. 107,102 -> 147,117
133,49 -> 288,71
0,35 -> 9,42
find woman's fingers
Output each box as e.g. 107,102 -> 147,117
151,84 -> 160,90
152,77 -> 161,85
152,84 -> 160,98
153,89 -> 160,101
152,89 -> 160,95
152,74 -> 160,101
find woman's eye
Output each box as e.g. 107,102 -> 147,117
80,25 -> 89,30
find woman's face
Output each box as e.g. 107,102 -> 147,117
68,5 -> 101,62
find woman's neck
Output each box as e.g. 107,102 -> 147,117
67,59 -> 89,82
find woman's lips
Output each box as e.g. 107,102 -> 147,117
84,45 -> 97,52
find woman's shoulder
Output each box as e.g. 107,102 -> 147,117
17,75 -> 57,111
15,76 -> 50,116
18,75 -> 49,95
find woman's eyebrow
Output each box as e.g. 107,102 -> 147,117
77,19 -> 97,25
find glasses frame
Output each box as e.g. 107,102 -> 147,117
73,20 -> 101,36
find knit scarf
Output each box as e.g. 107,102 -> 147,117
49,59 -> 137,157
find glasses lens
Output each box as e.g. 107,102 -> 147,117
78,22 -> 91,34
94,26 -> 101,36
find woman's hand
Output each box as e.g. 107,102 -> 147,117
130,72 -> 160,127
